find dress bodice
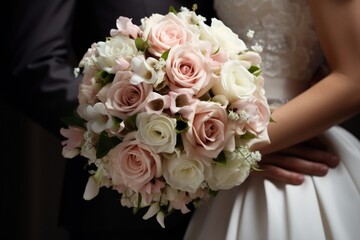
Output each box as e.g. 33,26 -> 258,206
214,0 -> 323,101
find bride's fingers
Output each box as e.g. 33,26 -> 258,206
275,144 -> 340,168
252,164 -> 305,185
259,154 -> 329,176
250,137 -> 341,185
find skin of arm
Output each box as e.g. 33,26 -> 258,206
257,0 -> 360,155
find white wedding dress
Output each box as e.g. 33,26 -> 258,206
184,0 -> 360,239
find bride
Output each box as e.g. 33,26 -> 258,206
184,0 -> 360,239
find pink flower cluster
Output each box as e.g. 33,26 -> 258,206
60,6 -> 271,228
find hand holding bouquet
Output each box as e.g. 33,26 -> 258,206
60,6 -> 270,228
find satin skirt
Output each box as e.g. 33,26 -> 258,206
184,126 -> 360,240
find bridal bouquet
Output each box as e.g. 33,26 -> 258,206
60,6 -> 271,227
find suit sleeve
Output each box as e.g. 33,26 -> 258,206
6,0 -> 80,137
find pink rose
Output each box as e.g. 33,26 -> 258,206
182,100 -> 232,164
105,70 -> 153,120
166,42 -> 214,97
142,12 -> 200,57
109,132 -> 162,192
110,16 -> 141,39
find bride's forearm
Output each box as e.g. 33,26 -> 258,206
258,72 -> 360,155
258,0 -> 360,155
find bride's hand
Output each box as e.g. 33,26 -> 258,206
253,137 -> 340,185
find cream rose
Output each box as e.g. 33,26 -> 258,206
136,112 -> 177,154
205,151 -> 252,190
200,18 -> 247,54
163,153 -> 205,193
96,35 -> 137,73
212,60 -> 257,102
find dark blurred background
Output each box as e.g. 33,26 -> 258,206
1,103 -> 69,240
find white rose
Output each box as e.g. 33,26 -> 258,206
205,150 -> 252,190
200,18 -> 247,54
136,112 -> 177,153
96,35 -> 137,73
212,60 -> 257,102
163,153 -> 205,193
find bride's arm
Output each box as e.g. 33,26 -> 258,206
258,0 -> 360,155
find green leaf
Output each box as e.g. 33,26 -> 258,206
112,116 -> 123,126
168,6 -> 177,14
240,132 -> 257,140
96,70 -> 115,85
61,112 -> 86,128
96,131 -> 122,159
161,48 -> 170,61
248,65 -> 262,77
213,151 -> 226,165
212,47 -> 220,55
175,115 -> 189,133
124,115 -> 138,131
135,37 -> 147,52
136,193 -> 142,212
175,134 -> 184,149
208,189 -> 218,197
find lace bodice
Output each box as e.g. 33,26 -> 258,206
214,0 -> 323,101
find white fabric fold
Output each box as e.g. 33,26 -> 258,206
184,126 -> 360,240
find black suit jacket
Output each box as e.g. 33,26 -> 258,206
5,0 -> 216,239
